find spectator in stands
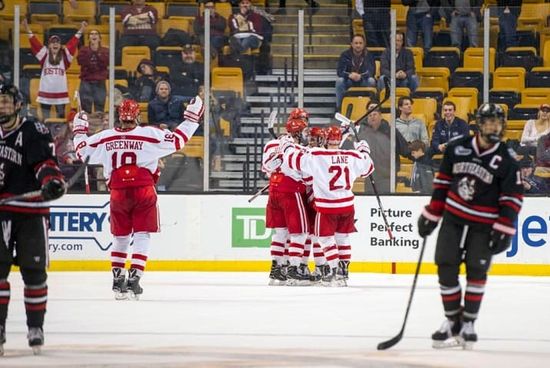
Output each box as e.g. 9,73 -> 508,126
355,0 -> 390,48
194,1 -> 227,58
430,101 -> 469,154
519,156 -> 546,194
443,0 -> 482,49
24,19 -> 86,119
228,0 -> 263,55
403,0 -> 439,53
147,81 -> 185,130
171,45 -> 204,99
344,101 -> 411,193
77,30 -> 109,113
496,0 -> 522,52
410,140 -> 434,194
378,31 -> 419,92
519,104 -> 550,156
276,0 -> 319,14
119,0 -> 161,53
133,59 -> 163,102
335,34 -> 376,111
396,96 -> 429,146
535,129 -> 550,186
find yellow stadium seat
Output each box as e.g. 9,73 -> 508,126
211,67 -> 244,97
0,0 -> 28,19
396,182 -> 413,193
412,98 -> 437,125
375,60 -> 380,78
30,14 -> 60,27
544,40 -> 550,67
346,86 -> 378,98
29,78 -> 40,110
464,47 -> 496,73
66,76 -> 81,111
493,67 -> 526,90
19,23 -> 44,48
214,2 -> 232,23
122,46 -> 151,73
507,120 -> 525,130
380,87 -> 411,101
182,136 -> 204,158
352,19 -> 363,37
443,96 -> 473,121
391,4 -> 409,27
160,16 -> 192,36
352,177 -> 365,194
63,0 -> 96,25
505,130 -> 523,141
409,47 -> 423,70
521,88 -> 550,105
418,67 -> 450,92
66,59 -> 81,76
412,113 -> 427,128
518,3 -> 548,30
448,87 -> 479,114
398,163 -> 413,178
341,96 -> 371,121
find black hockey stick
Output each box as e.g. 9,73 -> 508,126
377,236 -> 427,350
0,157 -> 90,206
247,183 -> 270,203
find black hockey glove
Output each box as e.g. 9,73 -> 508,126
489,229 -> 512,255
41,178 -> 66,201
417,213 -> 438,238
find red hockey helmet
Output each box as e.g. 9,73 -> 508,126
325,126 -> 342,146
286,118 -> 308,134
308,126 -> 326,147
118,99 -> 140,123
289,107 -> 309,121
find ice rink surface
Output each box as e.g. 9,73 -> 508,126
1,271 -> 549,367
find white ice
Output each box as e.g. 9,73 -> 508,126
1,272 -> 549,367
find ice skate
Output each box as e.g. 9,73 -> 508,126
310,265 -> 323,284
299,263 -> 311,280
112,267 -> 128,300
268,263 -> 287,286
432,317 -> 462,349
336,264 -> 348,287
127,269 -> 143,300
27,327 -> 44,355
321,265 -> 341,287
458,321 -> 477,350
286,265 -> 311,286
268,260 -> 277,283
0,324 -> 5,356
338,260 -> 350,280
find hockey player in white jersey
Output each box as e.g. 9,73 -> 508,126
73,97 -> 204,299
281,126 -> 374,285
262,116 -> 311,286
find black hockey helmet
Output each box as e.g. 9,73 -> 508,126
476,103 -> 506,144
0,84 -> 23,125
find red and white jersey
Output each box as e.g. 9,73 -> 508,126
284,147 -> 374,214
74,120 -> 199,188
30,34 -> 80,105
262,138 -> 309,193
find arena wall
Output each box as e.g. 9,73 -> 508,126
47,195 -> 550,275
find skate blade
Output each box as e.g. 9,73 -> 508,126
286,279 -> 311,286
114,291 -> 128,300
31,346 -> 42,355
432,337 -> 462,349
268,279 -> 286,286
457,337 -> 476,350
0,344 -> 4,356
128,291 -> 141,301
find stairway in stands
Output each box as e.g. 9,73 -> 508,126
210,0 -> 351,191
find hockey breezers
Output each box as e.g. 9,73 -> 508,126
377,236 -> 427,350
0,156 -> 90,206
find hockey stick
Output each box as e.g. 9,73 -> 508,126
74,90 -> 90,194
247,183 -> 270,203
0,156 -> 90,206
335,113 -> 394,240
377,236 -> 427,350
267,110 -> 278,140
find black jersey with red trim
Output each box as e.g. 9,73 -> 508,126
423,135 -> 523,235
0,116 -> 64,215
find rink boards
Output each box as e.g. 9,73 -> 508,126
46,194 -> 550,275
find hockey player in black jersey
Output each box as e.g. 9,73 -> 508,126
417,103 -> 523,350
0,84 -> 66,355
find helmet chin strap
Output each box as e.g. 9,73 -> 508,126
480,131 -> 501,144
0,112 -> 19,127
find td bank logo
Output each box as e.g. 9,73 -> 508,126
232,208 -> 272,248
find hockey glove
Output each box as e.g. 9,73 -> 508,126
277,135 -> 294,155
417,208 -> 439,238
72,111 -> 89,135
184,96 -> 204,124
354,140 -> 371,155
489,229 -> 512,255
41,178 -> 66,201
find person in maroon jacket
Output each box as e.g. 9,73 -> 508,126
119,0 -> 160,54
194,1 -> 227,58
228,0 -> 263,55
77,30 -> 109,113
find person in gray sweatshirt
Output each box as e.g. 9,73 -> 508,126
395,96 -> 429,147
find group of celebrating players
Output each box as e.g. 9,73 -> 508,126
262,107 -> 374,287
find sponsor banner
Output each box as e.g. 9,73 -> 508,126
49,195 -> 550,265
